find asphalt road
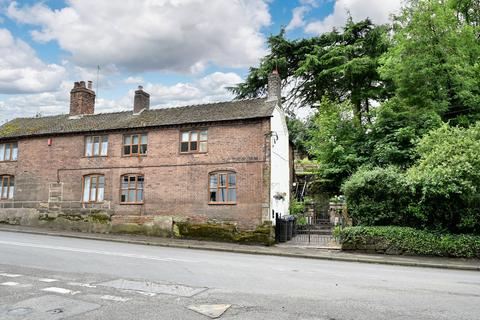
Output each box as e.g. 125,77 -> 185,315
0,231 -> 478,320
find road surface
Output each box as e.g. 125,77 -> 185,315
0,230 -> 478,319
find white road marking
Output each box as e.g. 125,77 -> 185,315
38,278 -> 58,283
41,287 -> 81,295
100,295 -> 130,302
0,273 -> 22,278
68,282 -> 97,288
1,282 -> 19,286
0,240 -> 198,263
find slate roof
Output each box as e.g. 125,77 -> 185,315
0,98 -> 275,140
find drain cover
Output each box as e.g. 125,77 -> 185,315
7,307 -> 34,316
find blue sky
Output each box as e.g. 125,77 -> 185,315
0,0 -> 401,123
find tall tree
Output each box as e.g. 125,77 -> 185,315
379,0 -> 480,125
230,19 -> 392,122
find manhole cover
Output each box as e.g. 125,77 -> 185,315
7,307 -> 34,316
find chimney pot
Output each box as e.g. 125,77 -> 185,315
69,80 -> 96,116
87,81 -> 93,90
138,85 -> 143,90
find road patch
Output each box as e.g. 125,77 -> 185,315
0,295 -> 100,320
98,279 -> 207,297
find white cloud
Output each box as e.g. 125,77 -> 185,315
305,0 -> 403,34
0,72 -> 243,122
146,71 -> 243,107
286,6 -> 310,31
0,28 -> 66,94
7,0 -> 271,73
124,76 -> 144,85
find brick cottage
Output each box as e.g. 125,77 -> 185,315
0,72 -> 291,242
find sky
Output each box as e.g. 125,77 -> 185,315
0,0 -> 403,123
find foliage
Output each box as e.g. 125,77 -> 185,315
289,198 -> 306,216
307,98 -> 367,193
230,18 -> 392,121
407,123 -> 480,233
380,0 -> 480,125
233,0 -> 480,235
286,117 -> 314,155
365,99 -> 442,167
341,166 -> 414,226
340,226 -> 480,258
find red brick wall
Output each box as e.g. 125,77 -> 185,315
0,119 -> 271,229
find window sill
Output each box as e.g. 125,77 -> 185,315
179,151 -> 208,155
120,202 -> 144,205
208,202 -> 237,205
121,155 -> 148,158
0,160 -> 18,163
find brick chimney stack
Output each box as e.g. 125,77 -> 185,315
267,69 -> 281,103
70,81 -> 95,116
133,85 -> 150,114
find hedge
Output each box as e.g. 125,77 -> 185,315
339,226 -> 480,258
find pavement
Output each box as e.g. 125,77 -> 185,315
0,229 -> 479,319
0,224 -> 478,272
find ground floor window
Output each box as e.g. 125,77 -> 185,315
0,175 -> 14,199
121,174 -> 144,203
82,174 -> 105,202
209,172 -> 236,204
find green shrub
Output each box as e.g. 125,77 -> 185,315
341,166 -> 414,226
340,226 -> 480,258
289,198 -> 305,215
407,123 -> 480,233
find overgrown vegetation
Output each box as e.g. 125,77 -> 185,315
232,0 -> 480,237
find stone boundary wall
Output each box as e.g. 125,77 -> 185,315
0,208 -> 274,246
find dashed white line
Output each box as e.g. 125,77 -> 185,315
68,282 -> 97,288
100,295 -> 130,302
41,287 -> 81,295
0,281 -> 31,288
38,278 -> 58,283
0,273 -> 22,278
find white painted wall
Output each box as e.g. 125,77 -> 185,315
270,105 -> 290,222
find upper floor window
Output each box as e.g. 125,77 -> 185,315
0,175 -> 14,199
123,134 -> 147,156
180,130 -> 207,153
82,174 -> 105,203
120,174 -> 144,204
85,136 -> 108,157
209,172 -> 236,204
0,142 -> 18,161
